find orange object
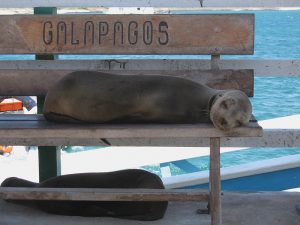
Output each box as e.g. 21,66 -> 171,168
0,98 -> 23,111
0,145 -> 13,154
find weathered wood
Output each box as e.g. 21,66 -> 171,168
0,69 -> 254,96
34,6 -> 61,183
1,60 -> 299,76
211,55 -> 220,70
91,129 -> 300,147
0,114 -> 262,146
0,187 -> 209,201
0,130 -> 298,147
115,127 -> 300,147
199,0 -> 300,8
0,14 -> 254,55
0,0 -> 299,8
1,116 -> 297,148
209,137 -> 222,225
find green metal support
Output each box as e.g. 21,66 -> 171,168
34,7 -> 61,182
34,7 -> 57,15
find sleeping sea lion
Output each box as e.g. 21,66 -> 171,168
1,169 -> 168,220
43,71 -> 252,130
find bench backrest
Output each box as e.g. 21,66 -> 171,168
0,14 -> 254,96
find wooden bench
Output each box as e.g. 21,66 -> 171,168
0,12 -> 261,225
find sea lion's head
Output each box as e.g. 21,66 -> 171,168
210,90 -> 252,131
1,177 -> 37,188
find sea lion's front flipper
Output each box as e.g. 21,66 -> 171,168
44,112 -> 83,123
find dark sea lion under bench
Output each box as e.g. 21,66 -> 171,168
43,71 -> 252,130
1,169 -> 168,220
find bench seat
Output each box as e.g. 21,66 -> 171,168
0,114 -> 262,146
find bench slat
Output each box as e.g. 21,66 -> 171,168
0,14 -> 254,55
0,0 -> 299,8
0,69 -> 254,96
0,114 -> 262,146
1,59 -> 299,77
0,187 -> 209,201
102,129 -> 300,148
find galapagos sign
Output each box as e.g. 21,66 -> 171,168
42,19 -> 169,46
0,14 -> 254,54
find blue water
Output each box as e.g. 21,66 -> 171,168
253,77 -> 300,120
1,11 -> 300,176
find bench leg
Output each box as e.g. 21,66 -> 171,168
34,7 -> 60,182
209,137 -> 222,225
38,146 -> 61,182
37,95 -> 61,182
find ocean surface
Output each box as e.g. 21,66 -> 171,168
1,10 -> 300,178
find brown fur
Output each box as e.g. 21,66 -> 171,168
44,71 -> 252,130
1,169 -> 168,220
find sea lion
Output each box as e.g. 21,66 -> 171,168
43,71 -> 252,130
1,169 -> 168,220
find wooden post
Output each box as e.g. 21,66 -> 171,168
210,54 -> 222,225
211,55 -> 221,70
34,7 -> 61,182
209,137 -> 222,225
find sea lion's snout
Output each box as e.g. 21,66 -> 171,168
210,90 -> 252,131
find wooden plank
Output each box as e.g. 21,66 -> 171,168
0,14 -> 254,55
0,69 -> 254,96
0,114 -> 298,147
0,0 -> 299,8
102,129 -> 300,147
200,0 -> 300,8
0,0 -> 200,8
0,129 -> 298,147
1,60 -> 299,76
209,137 -> 222,225
0,187 -> 209,201
211,55 -> 220,70
0,114 -> 262,146
219,59 -> 300,76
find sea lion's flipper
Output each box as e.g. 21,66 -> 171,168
119,213 -> 164,221
112,201 -> 168,221
44,112 -> 83,123
80,204 -> 117,217
94,199 -> 168,221
44,112 -> 111,145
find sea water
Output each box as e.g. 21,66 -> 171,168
0,10 -> 300,177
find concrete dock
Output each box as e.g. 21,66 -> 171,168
0,191 -> 299,225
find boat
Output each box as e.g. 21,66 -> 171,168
161,115 -> 300,190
